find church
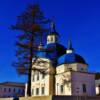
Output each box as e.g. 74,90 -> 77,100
31,22 -> 96,96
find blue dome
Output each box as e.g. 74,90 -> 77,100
37,51 -> 47,58
45,43 -> 66,58
36,42 -> 66,63
58,53 -> 87,65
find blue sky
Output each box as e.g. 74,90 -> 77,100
0,0 -> 100,82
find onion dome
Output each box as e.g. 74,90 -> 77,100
36,51 -> 47,58
58,40 -> 87,65
36,42 -> 66,66
45,43 -> 66,58
36,43 -> 47,58
45,43 -> 66,66
58,53 -> 87,65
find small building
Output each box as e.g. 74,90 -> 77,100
0,82 -> 25,98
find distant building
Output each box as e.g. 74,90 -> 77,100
29,22 -> 96,96
0,82 -> 25,98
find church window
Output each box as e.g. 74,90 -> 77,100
41,87 -> 45,95
42,74 -> 45,79
50,36 -> 53,42
37,72 -> 39,80
82,84 -> 86,93
69,68 -> 72,71
60,85 -> 64,93
47,37 -> 51,43
36,88 -> 39,95
32,88 -> 34,95
33,75 -> 34,81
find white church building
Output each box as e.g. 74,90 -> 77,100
31,22 -> 96,96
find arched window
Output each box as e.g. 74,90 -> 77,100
50,36 -> 53,42
60,85 -> 64,93
42,74 -> 45,79
37,72 -> 39,80
41,87 -> 45,95
33,75 -> 34,81
32,88 -> 34,95
36,88 -> 39,95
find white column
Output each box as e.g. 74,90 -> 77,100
25,83 -> 28,97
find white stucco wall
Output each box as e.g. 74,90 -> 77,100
55,71 -> 95,96
57,63 -> 88,73
55,72 -> 72,95
32,57 -> 55,96
71,72 -> 95,96
76,64 -> 88,72
32,74 -> 48,96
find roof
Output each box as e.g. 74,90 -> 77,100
37,43 -> 66,58
67,39 -> 74,50
45,43 -> 66,58
58,52 -> 87,65
0,82 -> 25,88
48,21 -> 59,36
37,43 -> 66,66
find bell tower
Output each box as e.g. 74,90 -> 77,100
47,22 -> 59,44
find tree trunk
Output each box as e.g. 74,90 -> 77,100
27,34 -> 34,96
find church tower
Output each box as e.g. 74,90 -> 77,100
30,21 -> 95,97
45,21 -> 66,65
47,22 -> 59,44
